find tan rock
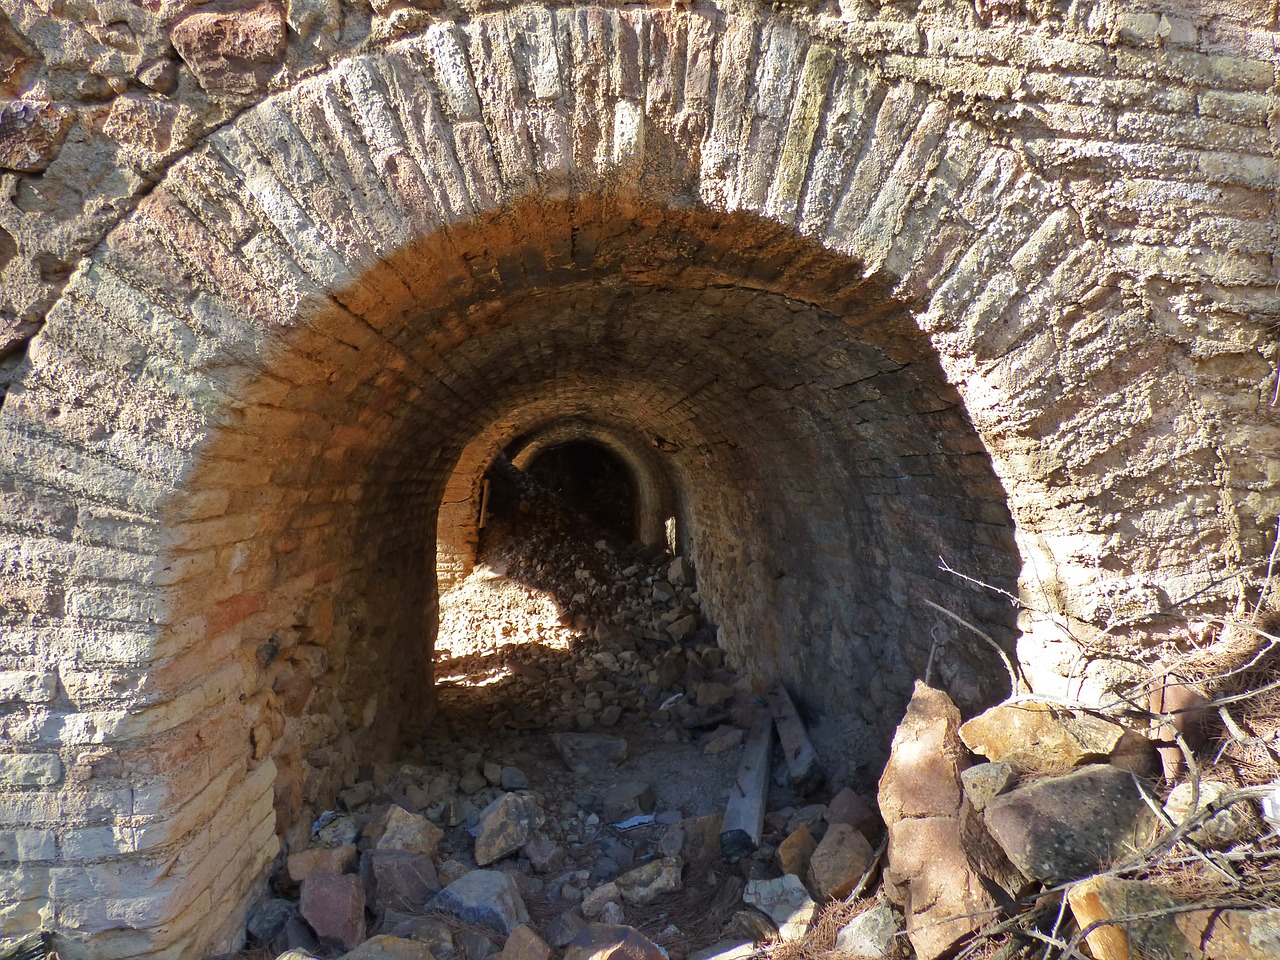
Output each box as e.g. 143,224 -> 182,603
500,925 -> 552,960
1163,781 -> 1252,849
1068,876 -> 1196,960
169,0 -> 286,95
959,701 -> 1132,774
776,824 -> 817,878
287,843 -> 358,883
564,924 -> 666,960
375,805 -> 444,858
341,935 -> 436,959
806,823 -> 874,900
878,682 -> 1008,960
0,100 -> 73,172
1178,906 -> 1280,959
615,857 -> 682,905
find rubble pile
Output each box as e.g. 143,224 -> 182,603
232,464 -> 1280,960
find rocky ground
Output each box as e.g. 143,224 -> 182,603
225,461 -> 1280,960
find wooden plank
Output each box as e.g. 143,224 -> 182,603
720,711 -> 773,862
767,683 -> 824,795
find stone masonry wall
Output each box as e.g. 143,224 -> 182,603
0,0 -> 1277,956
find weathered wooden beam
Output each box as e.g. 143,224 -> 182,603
720,712 -> 773,862
767,683 -> 824,795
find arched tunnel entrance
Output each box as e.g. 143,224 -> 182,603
198,202 -> 1023,857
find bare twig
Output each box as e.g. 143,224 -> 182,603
919,597 -> 1023,694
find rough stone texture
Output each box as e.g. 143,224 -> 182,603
564,924 -> 667,960
475,793 -> 545,866
960,762 -> 1015,813
776,824 -> 817,878
499,925 -> 551,960
341,935 -> 437,960
428,870 -> 530,936
0,100 -> 72,172
376,806 -> 445,858
1067,876 -> 1197,960
878,683 -> 1018,960
984,765 -> 1155,884
959,701 -> 1136,773
300,872 -> 366,951
0,1 -> 1278,955
169,1 -> 288,96
833,904 -> 899,959
289,844 -> 359,883
1162,780 -> 1252,849
806,823 -> 874,900
614,857 -> 683,905
743,875 -> 816,943
361,850 -> 441,914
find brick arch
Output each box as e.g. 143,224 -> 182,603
0,5 -> 1258,957
439,415 -> 679,591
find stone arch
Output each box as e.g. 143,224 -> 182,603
0,6 -> 1262,957
438,414 -> 678,591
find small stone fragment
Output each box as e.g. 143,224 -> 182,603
501,766 -> 529,790
615,857 -> 683,905
743,874 -> 815,942
523,836 -> 566,874
776,824 -> 817,878
1162,780 -> 1252,848
499,925 -> 551,960
340,935 -> 436,959
246,897 -> 297,945
581,882 -> 620,920
833,903 -> 899,959
376,805 -> 445,858
0,100 -> 73,172
600,780 -> 655,822
960,762 -> 1015,813
703,727 -> 745,755
428,870 -> 531,936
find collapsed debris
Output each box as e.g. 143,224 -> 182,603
230,463 -> 1280,960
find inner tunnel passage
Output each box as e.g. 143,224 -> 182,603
183,205 -> 1026,866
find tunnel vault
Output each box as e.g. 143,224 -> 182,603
0,5 -> 1269,958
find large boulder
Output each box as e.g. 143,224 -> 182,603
878,682 -> 1020,960
983,764 -> 1154,884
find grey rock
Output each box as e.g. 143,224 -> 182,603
362,850 -> 441,914
833,904 -> 899,958
743,874 -> 815,942
428,870 -> 531,936
961,762 -> 1015,813
501,766 -> 529,790
246,897 -> 296,944
983,764 -> 1155,885
600,781 -> 655,822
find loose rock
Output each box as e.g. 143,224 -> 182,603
833,903 -> 900,959
806,823 -> 874,900
476,793 -> 545,866
300,872 -> 366,951
428,870 -> 531,936
552,733 -> 628,773
564,924 -> 668,960
742,874 -> 815,942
